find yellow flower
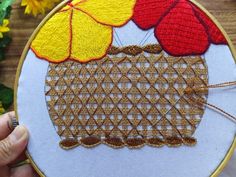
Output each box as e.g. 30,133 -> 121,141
0,19 -> 10,38
31,0 -> 136,63
21,0 -> 60,16
0,102 -> 5,115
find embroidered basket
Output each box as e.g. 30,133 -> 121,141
45,44 -> 208,149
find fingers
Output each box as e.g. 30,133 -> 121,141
0,125 -> 28,166
0,111 -> 16,140
10,164 -> 33,177
9,153 -> 27,166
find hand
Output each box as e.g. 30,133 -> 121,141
0,112 -> 34,177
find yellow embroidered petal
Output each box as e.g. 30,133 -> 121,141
71,10 -> 112,62
31,9 -> 112,63
76,0 -> 136,26
61,0 -> 83,11
31,10 -> 71,62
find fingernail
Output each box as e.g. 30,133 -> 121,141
12,118 -> 19,129
8,117 -> 19,131
9,126 -> 28,144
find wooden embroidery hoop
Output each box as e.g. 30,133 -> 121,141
14,0 -> 236,176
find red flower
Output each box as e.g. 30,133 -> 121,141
132,0 -> 227,56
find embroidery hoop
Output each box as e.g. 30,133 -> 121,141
14,0 -> 236,176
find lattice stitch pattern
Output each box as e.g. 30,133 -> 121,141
45,44 -> 208,149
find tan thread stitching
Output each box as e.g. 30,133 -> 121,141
185,81 -> 236,123
45,44 -> 208,149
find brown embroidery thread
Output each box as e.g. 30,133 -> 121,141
185,81 -> 236,123
45,44 -> 209,149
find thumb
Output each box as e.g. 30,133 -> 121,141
0,125 -> 28,166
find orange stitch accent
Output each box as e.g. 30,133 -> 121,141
68,9 -> 73,59
72,3 -> 135,28
73,0 -> 90,7
30,28 -> 114,64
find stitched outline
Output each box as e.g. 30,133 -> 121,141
132,0 -> 227,56
31,0 -> 134,63
190,2 -> 227,45
154,0 -> 210,56
30,8 -> 114,64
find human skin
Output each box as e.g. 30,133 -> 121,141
0,112 -> 36,177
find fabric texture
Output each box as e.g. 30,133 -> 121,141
45,45 -> 208,149
31,0 -> 136,63
16,46 -> 236,177
70,0 -> 136,27
132,0 -> 227,56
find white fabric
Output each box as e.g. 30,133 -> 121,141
220,151 -> 236,177
17,21 -> 236,177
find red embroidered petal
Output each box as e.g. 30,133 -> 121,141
155,0 -> 209,56
133,0 -> 177,30
191,4 -> 227,44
